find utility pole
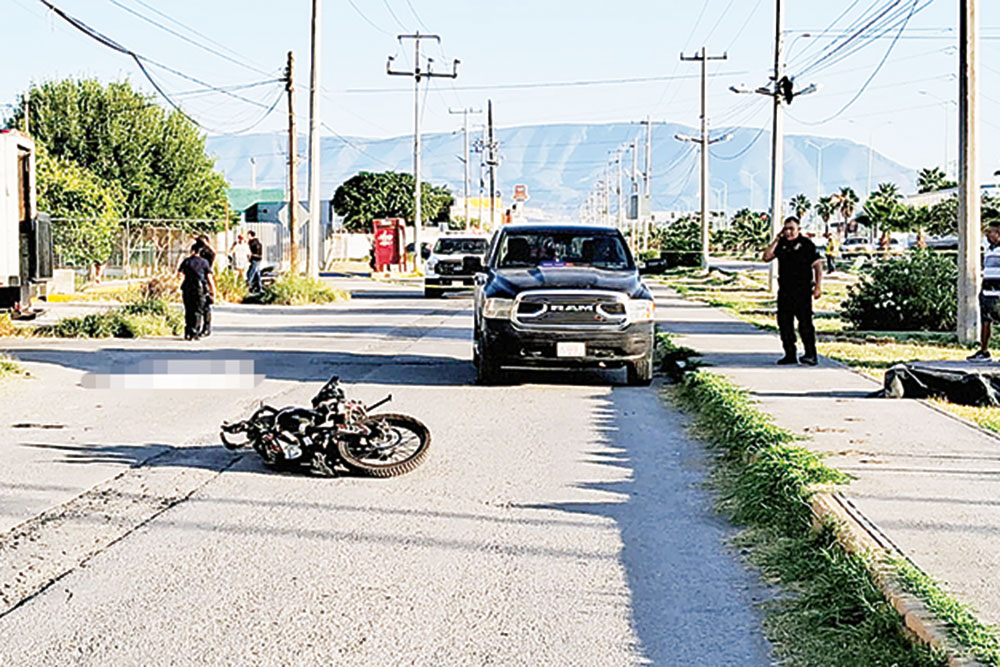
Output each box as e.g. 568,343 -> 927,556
679,47 -> 729,269
449,106 -> 481,229
285,51 -> 299,273
487,100 -> 498,229
631,141 -> 639,248
730,0 -> 814,291
387,34 -> 459,271
642,116 -> 653,251
306,0 -> 322,278
616,148 -> 625,232
958,0 -> 981,343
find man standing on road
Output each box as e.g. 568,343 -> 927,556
247,230 -> 263,293
177,244 -> 216,341
968,220 -> 1000,361
762,216 -> 824,366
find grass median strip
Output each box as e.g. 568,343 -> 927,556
669,369 -> 944,666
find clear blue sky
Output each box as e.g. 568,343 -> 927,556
2,0 -> 999,183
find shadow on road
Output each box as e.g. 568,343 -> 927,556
519,385 -> 774,665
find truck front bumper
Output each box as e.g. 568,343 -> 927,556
480,319 -> 654,368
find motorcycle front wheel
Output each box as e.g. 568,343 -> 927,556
336,413 -> 431,478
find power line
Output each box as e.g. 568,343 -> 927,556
795,0 -> 922,125
345,70 -> 749,94
382,0 -> 408,30
403,0 -> 430,32
320,121 -> 397,168
105,0 -> 272,76
346,0 -> 393,36
36,0 -> 284,134
711,126 -> 767,160
127,0 -> 269,70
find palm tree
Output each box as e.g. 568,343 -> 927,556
832,187 -> 859,237
815,196 -> 835,235
864,182 -> 907,244
789,194 -> 812,220
917,167 -> 956,194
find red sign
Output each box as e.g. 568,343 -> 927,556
372,218 -> 406,272
513,184 -> 529,201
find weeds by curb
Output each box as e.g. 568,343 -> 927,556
670,369 -> 947,666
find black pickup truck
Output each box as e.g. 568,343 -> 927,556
472,224 -> 655,385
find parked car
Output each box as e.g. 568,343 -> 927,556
841,236 -> 875,256
424,234 -> 489,298
472,224 -> 655,385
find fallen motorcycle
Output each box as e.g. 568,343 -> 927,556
220,376 -> 430,478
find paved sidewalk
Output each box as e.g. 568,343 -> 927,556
651,285 -> 1000,626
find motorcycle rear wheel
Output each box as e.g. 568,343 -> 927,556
336,413 -> 430,478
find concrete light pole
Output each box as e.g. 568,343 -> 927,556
306,0 -> 322,278
958,0 -> 981,343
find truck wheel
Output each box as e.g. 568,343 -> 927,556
475,333 -> 502,385
626,353 -> 654,386
424,286 -> 443,299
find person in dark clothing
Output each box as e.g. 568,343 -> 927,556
247,230 -> 263,293
192,236 -> 216,337
762,216 -> 824,366
177,245 -> 216,341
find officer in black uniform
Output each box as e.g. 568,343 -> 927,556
177,244 -> 217,341
762,216 -> 824,366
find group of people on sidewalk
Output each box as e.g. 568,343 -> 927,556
764,215 -> 1000,366
175,230 -> 264,341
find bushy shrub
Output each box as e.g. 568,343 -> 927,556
655,216 -> 701,268
47,297 -> 183,338
215,268 -> 248,303
250,273 -> 349,305
841,249 -> 957,332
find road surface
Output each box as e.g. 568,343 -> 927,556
0,279 -> 772,665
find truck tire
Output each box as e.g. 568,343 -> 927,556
626,352 -> 654,386
475,333 -> 502,385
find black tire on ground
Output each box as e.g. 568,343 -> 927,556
336,413 -> 431,478
626,353 -> 654,386
475,333 -> 503,385
424,286 -> 443,298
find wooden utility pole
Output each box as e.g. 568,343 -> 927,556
769,2 -> 785,293
958,0 -> 981,343
285,51 -> 299,272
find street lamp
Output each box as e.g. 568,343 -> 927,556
918,89 -> 958,180
804,139 -> 832,230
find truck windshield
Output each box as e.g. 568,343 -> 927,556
433,238 -> 487,255
496,231 -> 634,271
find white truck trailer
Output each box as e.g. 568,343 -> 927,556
0,130 -> 52,313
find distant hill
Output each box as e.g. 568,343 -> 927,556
206,122 -> 917,215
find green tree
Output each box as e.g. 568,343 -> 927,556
730,208 -> 770,253
832,187 -> 859,233
917,167 -> 957,194
7,79 -> 227,229
789,193 -> 811,220
36,148 -> 124,269
332,171 -> 453,232
815,196 -> 836,234
863,182 -> 909,234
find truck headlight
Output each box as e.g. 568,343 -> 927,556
425,258 -> 438,275
626,298 -> 655,322
483,297 -> 514,319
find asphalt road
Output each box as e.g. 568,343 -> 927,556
0,280 -> 772,665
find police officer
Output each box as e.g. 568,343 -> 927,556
177,244 -> 216,341
762,216 -> 824,366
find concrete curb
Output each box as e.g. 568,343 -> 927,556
809,491 -> 988,666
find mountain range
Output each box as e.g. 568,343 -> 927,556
205,122 -> 919,216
